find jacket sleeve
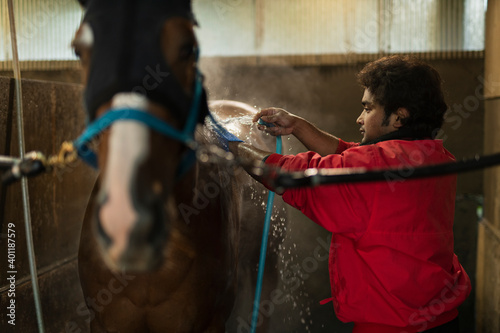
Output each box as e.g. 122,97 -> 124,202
265,149 -> 375,235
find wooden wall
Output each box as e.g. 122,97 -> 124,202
0,77 -> 97,333
476,0 -> 500,331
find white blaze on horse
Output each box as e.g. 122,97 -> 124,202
73,1 -> 285,332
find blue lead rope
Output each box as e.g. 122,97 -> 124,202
74,109 -> 196,169
250,120 -> 282,333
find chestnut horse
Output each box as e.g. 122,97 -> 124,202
73,1 -> 285,332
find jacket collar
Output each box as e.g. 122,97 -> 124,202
360,128 -> 431,146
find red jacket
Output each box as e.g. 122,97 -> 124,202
265,138 -> 471,332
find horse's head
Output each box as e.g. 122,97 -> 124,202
73,0 -> 209,272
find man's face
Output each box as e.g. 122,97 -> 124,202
357,89 -> 399,143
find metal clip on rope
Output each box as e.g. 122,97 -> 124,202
46,141 -> 79,170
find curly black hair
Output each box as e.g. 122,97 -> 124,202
357,55 -> 448,138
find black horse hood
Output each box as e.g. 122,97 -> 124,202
79,0 -> 208,126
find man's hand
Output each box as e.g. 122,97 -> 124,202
254,106 -> 341,156
253,107 -> 299,136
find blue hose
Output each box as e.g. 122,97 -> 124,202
250,119 -> 282,333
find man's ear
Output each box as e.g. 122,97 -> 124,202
394,107 -> 410,128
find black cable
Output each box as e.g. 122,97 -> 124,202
272,152 -> 500,190
3,148 -> 500,192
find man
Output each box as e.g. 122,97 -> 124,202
220,55 -> 471,332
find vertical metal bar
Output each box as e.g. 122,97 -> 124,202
446,0 -> 453,59
409,0 -> 413,55
399,0 -> 403,56
6,1 -> 45,332
378,0 -> 383,58
453,0 -> 457,58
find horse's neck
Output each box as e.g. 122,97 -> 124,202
174,159 -> 241,222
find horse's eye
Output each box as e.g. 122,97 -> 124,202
179,44 -> 195,60
74,47 -> 82,59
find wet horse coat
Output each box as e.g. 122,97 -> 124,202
74,1 -> 284,332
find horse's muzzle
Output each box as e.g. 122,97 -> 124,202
94,196 -> 168,272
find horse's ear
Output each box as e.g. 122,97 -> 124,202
77,0 -> 88,8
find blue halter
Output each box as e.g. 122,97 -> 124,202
74,68 -> 203,178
